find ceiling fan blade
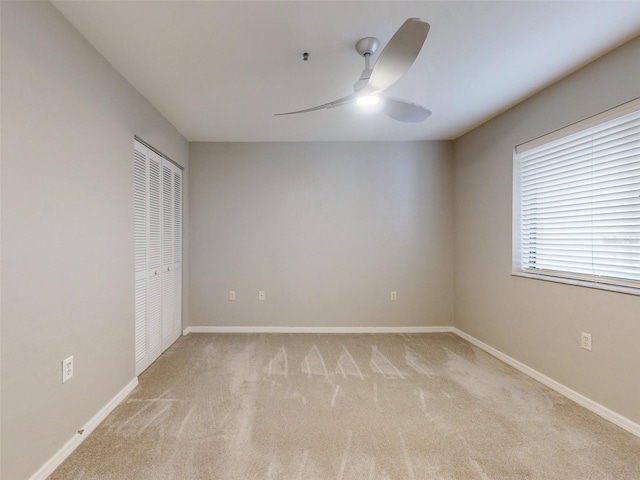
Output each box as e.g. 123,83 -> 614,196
368,18 -> 430,92
382,97 -> 431,122
275,92 -> 357,116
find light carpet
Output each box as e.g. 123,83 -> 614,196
50,333 -> 640,479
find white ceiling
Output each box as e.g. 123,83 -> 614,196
52,1 -> 640,142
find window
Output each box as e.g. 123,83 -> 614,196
513,98 -> 640,294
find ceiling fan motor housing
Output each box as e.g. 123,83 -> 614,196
355,37 -> 380,57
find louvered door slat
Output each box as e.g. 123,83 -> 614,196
162,268 -> 175,343
162,164 -> 173,266
148,156 -> 162,271
134,150 -> 147,276
134,277 -> 147,363
174,170 -> 182,264
174,265 -> 182,335
148,273 -> 161,351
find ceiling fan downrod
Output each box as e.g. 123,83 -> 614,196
355,37 -> 380,71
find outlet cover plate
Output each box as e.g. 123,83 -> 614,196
62,355 -> 74,383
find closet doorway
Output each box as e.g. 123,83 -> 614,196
134,138 -> 183,375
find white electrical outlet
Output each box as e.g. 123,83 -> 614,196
62,355 -> 74,383
581,332 -> 592,351
259,291 -> 265,301
390,291 -> 397,301
229,291 -> 236,301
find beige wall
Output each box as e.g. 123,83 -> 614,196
1,2 -> 188,479
189,141 -> 454,328
453,35 -> 640,424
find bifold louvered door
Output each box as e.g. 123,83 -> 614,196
134,140 -> 182,375
160,158 -> 183,351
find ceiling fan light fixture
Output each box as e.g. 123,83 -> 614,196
356,94 -> 380,106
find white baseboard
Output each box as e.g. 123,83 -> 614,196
29,377 -> 139,480
183,325 -> 455,335
452,328 -> 640,438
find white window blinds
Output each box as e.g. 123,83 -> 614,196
514,99 -> 640,291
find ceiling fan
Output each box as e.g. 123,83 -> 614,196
275,18 -> 431,123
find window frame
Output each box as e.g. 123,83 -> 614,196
512,98 -> 640,296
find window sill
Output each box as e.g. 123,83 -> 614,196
511,270 -> 640,297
